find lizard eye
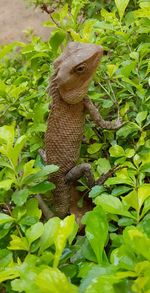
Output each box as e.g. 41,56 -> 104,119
74,63 -> 87,74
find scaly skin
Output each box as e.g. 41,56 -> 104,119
45,74 -> 85,218
45,42 -> 122,218
45,42 -> 103,218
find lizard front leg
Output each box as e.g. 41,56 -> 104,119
65,163 -> 95,187
84,96 -> 122,130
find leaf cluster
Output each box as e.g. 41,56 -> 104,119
0,0 -> 150,292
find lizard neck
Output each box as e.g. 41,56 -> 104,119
50,71 -> 61,106
49,71 -> 83,111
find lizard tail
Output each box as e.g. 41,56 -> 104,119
52,177 -> 71,218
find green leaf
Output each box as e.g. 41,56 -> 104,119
0,213 -> 15,225
0,179 -> 13,190
133,8 -> 150,18
29,181 -> 55,194
23,165 -> 59,185
125,148 -> 135,158
82,206 -> 108,264
39,217 -> 60,254
87,143 -> 102,154
79,265 -> 116,293
140,163 -> 150,173
135,111 -> 147,126
115,0 -> 130,20
107,64 -> 118,77
95,195 -> 134,218
26,222 -> 44,246
97,158 -> 111,175
141,197 -> 150,218
35,268 -> 78,293
85,276 -> 115,293
0,124 -> 14,148
71,0 -> 87,20
12,189 -> 30,206
120,60 -> 136,78
53,215 -> 76,268
138,184 -> 150,210
0,249 -> 13,268
139,214 -> 150,237
109,145 -> 125,157
22,160 -> 39,182
122,190 -> 138,211
110,245 -> 136,270
26,198 -> 42,220
8,235 -> 29,251
116,123 -> 139,138
50,30 -> 66,53
89,185 -> 105,199
102,99 -> 113,109
111,186 -> 132,197
0,266 -> 20,283
12,135 -> 26,167
123,227 -> 150,260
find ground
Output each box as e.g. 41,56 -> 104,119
0,0 -> 50,44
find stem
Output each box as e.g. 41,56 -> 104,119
40,4 -> 61,28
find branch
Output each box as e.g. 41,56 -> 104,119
40,4 -> 61,28
96,165 -> 122,185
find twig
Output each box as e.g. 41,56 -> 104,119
40,4 -> 61,28
96,165 -> 123,185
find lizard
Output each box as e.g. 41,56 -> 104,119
44,42 -> 122,219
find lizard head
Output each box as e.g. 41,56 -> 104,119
53,42 -> 103,104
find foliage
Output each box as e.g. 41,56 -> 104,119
0,0 -> 150,292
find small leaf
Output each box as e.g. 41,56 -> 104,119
89,185 -> 105,199
50,30 -> 66,53
0,124 -> 14,147
111,186 -> 132,197
9,235 -> 29,251
82,206 -> 108,264
36,268 -> 78,293
12,135 -> 26,167
0,179 -> 13,190
125,148 -> 135,158
95,195 -> 134,218
39,217 -> 60,254
115,0 -> 130,20
107,64 -> 118,77
26,222 -> 44,246
110,245 -> 136,270
124,227 -> 150,260
26,198 -> 42,220
87,143 -> 102,154
12,189 -> 30,206
29,181 -> 55,194
97,158 -> 111,175
0,213 -> 15,225
22,164 -> 59,185
116,122 -> 139,138
136,111 -> 147,126
138,184 -> 150,210
53,215 -> 76,268
109,145 -> 125,157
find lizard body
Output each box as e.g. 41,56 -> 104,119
45,42 -> 121,218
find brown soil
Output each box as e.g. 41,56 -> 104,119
0,0 -> 50,44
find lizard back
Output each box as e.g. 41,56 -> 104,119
45,42 -> 103,218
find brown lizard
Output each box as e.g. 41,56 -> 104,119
44,42 -> 122,219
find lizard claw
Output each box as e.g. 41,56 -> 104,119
38,148 -> 46,163
114,118 -> 122,127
